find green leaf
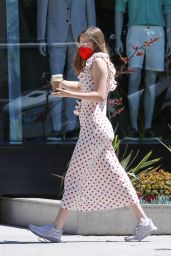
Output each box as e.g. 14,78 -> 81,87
112,136 -> 161,183
130,151 -> 160,174
157,138 -> 171,152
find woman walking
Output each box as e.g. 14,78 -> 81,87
29,27 -> 157,242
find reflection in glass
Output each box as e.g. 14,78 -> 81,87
114,0 -> 171,141
37,0 -> 96,142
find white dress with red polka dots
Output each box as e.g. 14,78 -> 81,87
61,52 -> 139,212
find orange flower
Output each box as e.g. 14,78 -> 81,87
144,37 -> 160,47
132,45 -> 139,50
134,169 -> 171,201
120,56 -> 129,64
127,67 -> 135,73
134,50 -> 144,56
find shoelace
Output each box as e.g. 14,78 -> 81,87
134,223 -> 141,236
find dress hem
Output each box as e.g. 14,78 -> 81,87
60,200 -> 139,212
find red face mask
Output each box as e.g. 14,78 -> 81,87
79,47 -> 94,61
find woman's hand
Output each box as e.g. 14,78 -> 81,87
51,80 -> 63,91
51,88 -> 72,97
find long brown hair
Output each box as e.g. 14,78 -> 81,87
73,27 -> 108,74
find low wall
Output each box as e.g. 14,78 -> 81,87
0,198 -> 170,235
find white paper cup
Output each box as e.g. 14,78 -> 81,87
51,74 -> 63,81
51,74 -> 63,91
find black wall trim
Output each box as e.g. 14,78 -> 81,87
0,143 -> 76,198
0,142 -> 170,198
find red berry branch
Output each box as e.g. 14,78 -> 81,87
108,37 -> 160,118
116,37 -> 160,78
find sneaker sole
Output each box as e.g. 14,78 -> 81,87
29,226 -> 61,243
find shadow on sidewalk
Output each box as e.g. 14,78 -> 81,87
0,239 -> 149,244
156,249 -> 171,251
0,241 -> 47,244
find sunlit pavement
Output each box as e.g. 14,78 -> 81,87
0,225 -> 170,256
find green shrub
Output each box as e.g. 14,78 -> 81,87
134,169 -> 171,203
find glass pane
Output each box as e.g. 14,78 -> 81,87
0,0 -> 170,144
112,0 -> 171,142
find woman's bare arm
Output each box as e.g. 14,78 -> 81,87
61,80 -> 81,92
52,58 -> 108,102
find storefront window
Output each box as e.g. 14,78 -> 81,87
113,0 -> 171,142
0,0 -> 170,144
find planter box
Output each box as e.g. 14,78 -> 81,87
0,197 -> 170,235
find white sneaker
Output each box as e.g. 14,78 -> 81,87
29,223 -> 63,242
125,218 -> 157,242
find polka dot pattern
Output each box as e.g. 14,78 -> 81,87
61,53 -> 139,212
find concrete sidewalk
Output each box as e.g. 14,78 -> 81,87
0,225 -> 170,256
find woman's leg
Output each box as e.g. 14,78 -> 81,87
129,203 -> 147,223
53,208 -> 70,229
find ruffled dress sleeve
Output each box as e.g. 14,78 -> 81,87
85,52 -> 117,92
